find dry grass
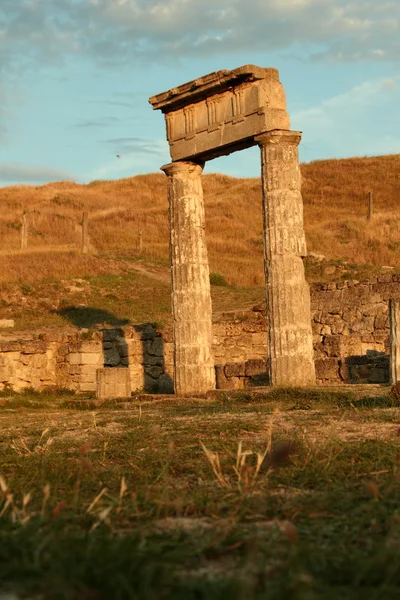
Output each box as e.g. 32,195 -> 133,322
2,387 -> 400,598
0,154 -> 399,286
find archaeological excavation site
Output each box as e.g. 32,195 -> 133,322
3,57 -> 400,600
0,65 -> 398,398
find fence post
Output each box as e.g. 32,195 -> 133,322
367,191 -> 373,221
138,229 -> 143,254
82,212 -> 89,254
21,213 -> 28,249
390,299 -> 400,384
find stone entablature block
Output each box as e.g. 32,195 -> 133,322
149,65 -> 289,162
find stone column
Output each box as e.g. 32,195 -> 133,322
161,161 -> 216,394
389,299 -> 400,384
256,130 -> 315,386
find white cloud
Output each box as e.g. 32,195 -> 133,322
1,0 -> 399,77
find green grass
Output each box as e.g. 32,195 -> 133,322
1,387 -> 400,598
2,258 -> 266,331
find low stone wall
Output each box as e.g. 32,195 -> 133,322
0,273 -> 398,393
310,275 -> 395,385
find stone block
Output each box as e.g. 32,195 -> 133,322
79,341 -> 102,353
245,359 -> 267,376
0,319 -> 14,328
58,344 -> 69,357
143,354 -> 164,367
145,365 -> 164,379
315,358 -> 339,380
234,334 -> 253,348
79,365 -> 98,382
20,342 -> 47,354
375,314 -> 388,330
317,336 -> 341,358
224,362 -> 245,377
369,365 -> 389,384
30,354 -> 48,369
136,325 -> 156,341
102,329 -> 123,342
104,347 -> 121,367
96,368 -> 131,399
331,321 -> 346,335
69,352 -> 102,366
150,65 -> 289,163
80,382 -> 97,392
145,337 -> 164,356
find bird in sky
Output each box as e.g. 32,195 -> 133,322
116,154 -> 120,159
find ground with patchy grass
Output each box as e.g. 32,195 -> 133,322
1,386 -> 400,599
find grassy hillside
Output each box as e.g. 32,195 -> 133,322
0,154 -> 399,286
0,154 -> 399,329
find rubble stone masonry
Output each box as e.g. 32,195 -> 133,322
0,274 -> 397,394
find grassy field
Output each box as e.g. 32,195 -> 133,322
0,153 -> 399,330
2,386 -> 400,599
0,154 -> 399,288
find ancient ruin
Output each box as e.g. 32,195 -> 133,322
149,65 -> 316,393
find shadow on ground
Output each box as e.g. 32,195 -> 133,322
55,306 -> 129,328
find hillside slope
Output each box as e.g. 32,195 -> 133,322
0,154 -> 399,287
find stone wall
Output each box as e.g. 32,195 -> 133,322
0,273 -> 399,393
310,274 -> 396,385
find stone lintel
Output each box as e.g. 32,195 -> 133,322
255,129 -> 302,146
149,65 -> 278,112
149,64 -> 290,163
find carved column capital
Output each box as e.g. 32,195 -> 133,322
161,161 -> 204,178
255,129 -> 302,147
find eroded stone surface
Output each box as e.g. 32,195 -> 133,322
161,161 -> 215,394
149,65 -> 289,163
96,367 -> 131,399
151,65 -> 315,390
390,299 -> 400,384
257,130 -> 315,386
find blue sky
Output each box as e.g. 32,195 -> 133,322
0,0 -> 399,186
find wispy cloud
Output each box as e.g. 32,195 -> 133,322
292,74 -> 400,159
0,163 -> 74,185
1,0 -> 399,78
87,100 -> 137,109
101,136 -> 167,155
86,136 -> 168,181
73,116 -> 126,129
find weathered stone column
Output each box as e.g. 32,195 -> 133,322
256,130 -> 315,386
161,161 -> 216,394
389,299 -> 400,384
